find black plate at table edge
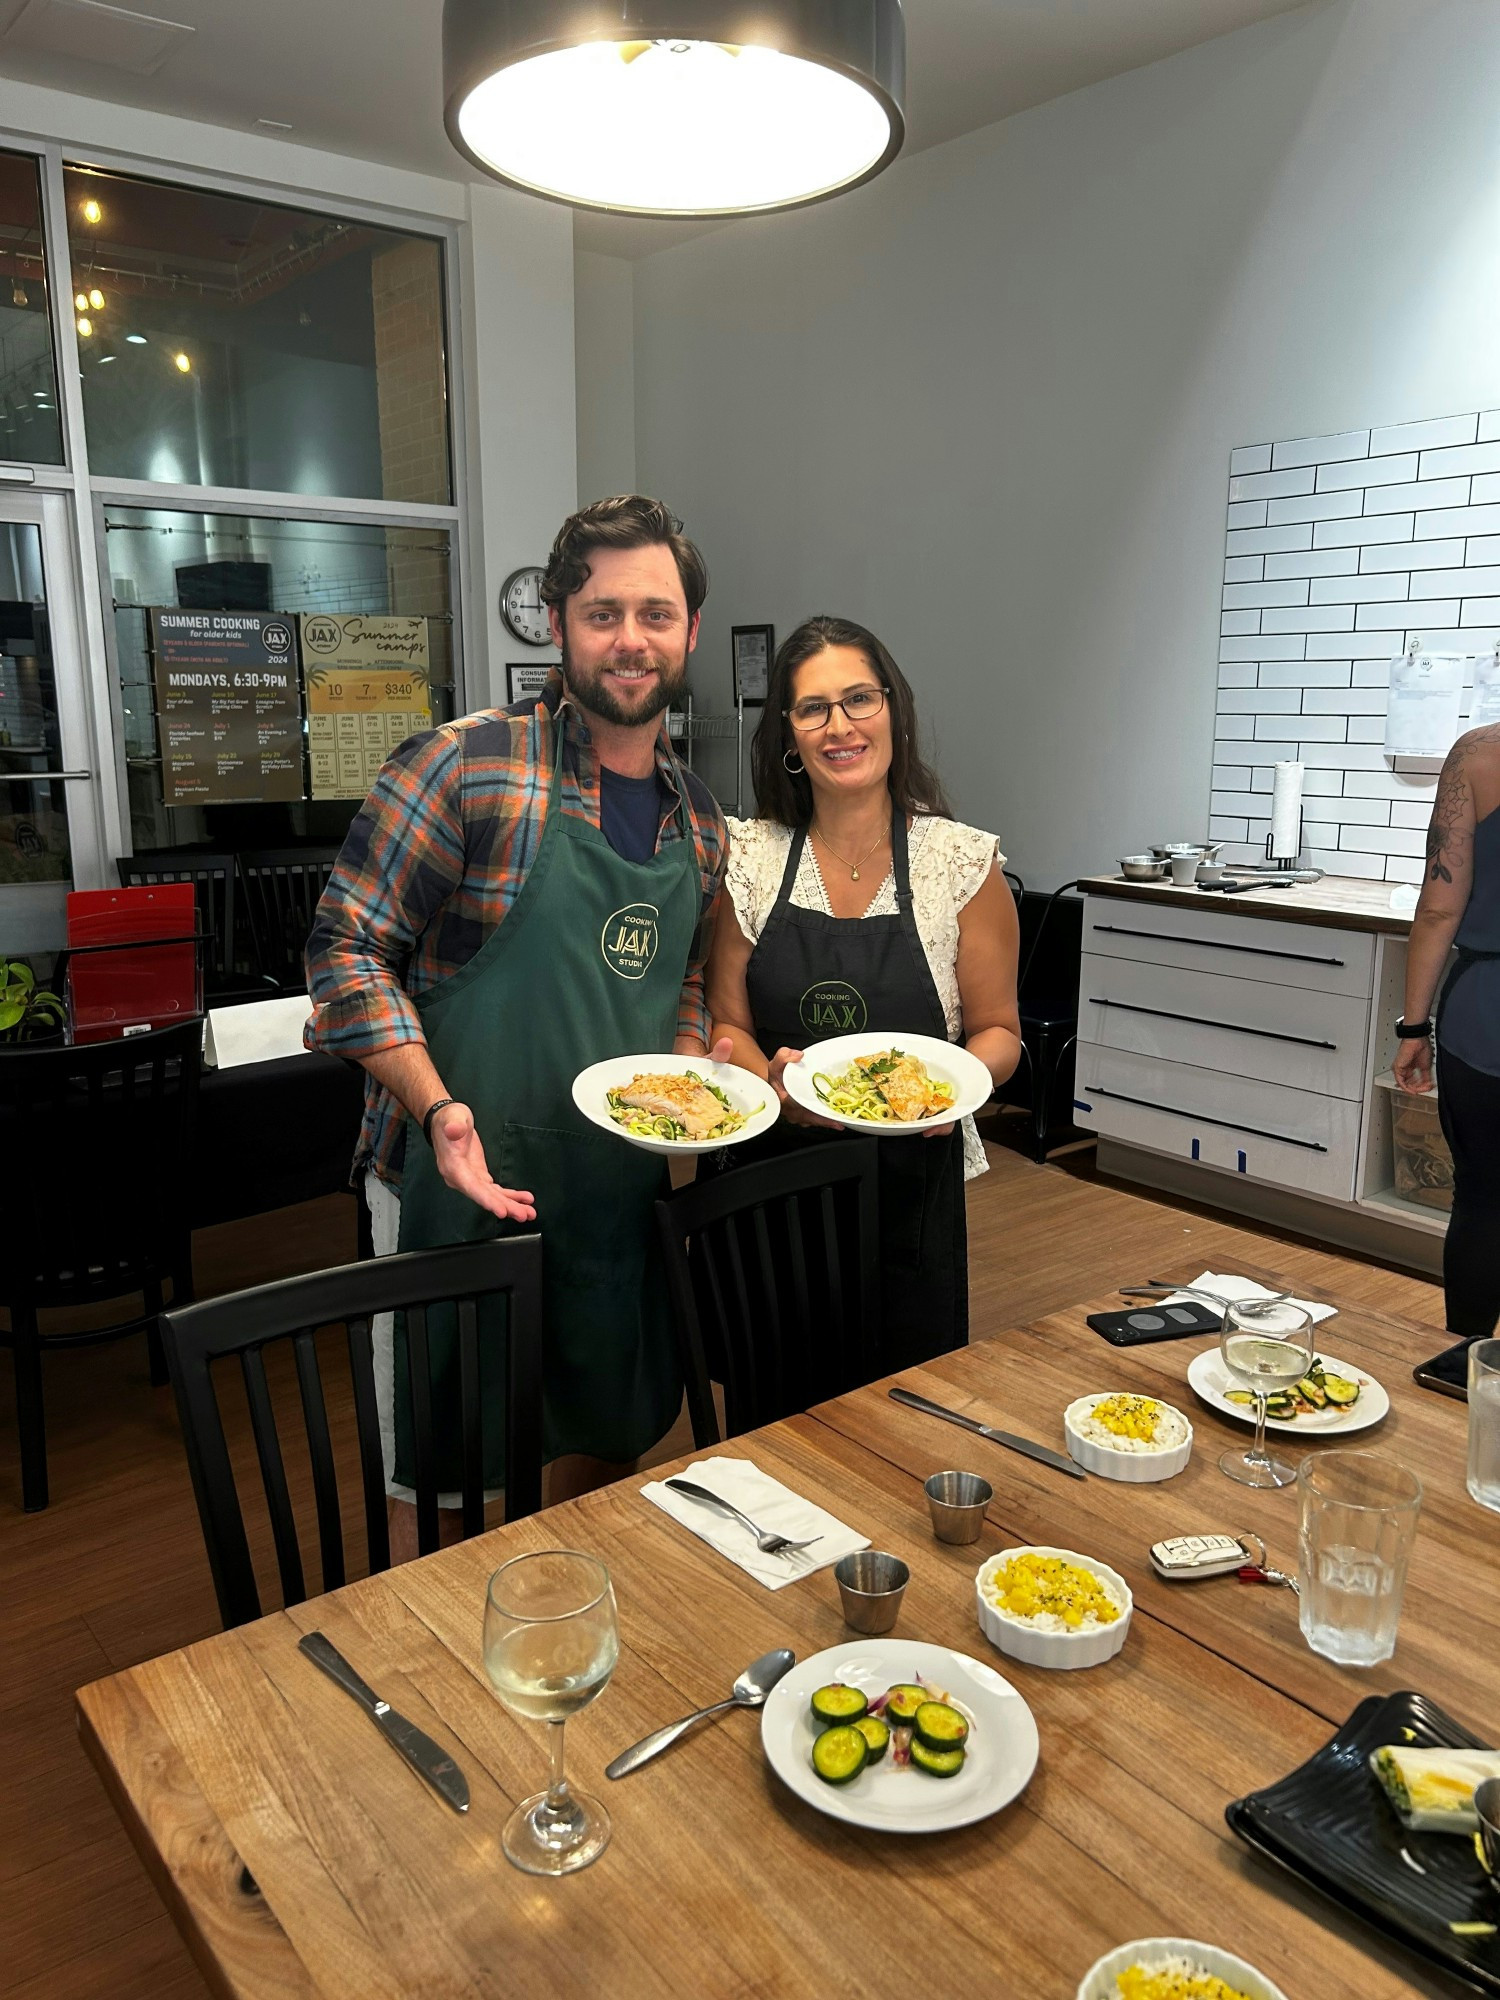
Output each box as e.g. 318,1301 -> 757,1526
1225,1689 -> 1500,1997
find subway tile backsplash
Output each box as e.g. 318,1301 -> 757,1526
1213,408 -> 1497,881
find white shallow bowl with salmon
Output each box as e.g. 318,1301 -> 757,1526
782,1031 -> 995,1135
572,1054 -> 779,1156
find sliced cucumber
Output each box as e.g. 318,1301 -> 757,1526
852,1714 -> 890,1763
811,1724 -> 868,1785
1223,1389 -> 1256,1407
881,1683 -> 927,1724
1323,1373 -> 1361,1406
809,1683 -> 868,1728
1296,1374 -> 1328,1410
910,1738 -> 966,1779
913,1701 -> 969,1751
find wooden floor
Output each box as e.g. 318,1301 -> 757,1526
0,1122 -> 1450,1999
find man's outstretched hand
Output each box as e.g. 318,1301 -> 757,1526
431,1102 -> 536,1222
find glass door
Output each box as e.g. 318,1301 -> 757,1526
0,490 -> 100,953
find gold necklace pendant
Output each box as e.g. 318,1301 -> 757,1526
813,822 -> 885,882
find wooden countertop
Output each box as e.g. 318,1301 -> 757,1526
76,1266 -> 1489,2000
1080,872 -> 1415,934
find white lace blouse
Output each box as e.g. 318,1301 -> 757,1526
723,815 -> 1004,1180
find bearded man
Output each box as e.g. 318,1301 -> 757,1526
306,496 -> 728,1539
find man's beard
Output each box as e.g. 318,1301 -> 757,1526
560,630 -> 689,728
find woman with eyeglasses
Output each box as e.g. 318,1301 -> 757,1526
707,615 -> 1022,1366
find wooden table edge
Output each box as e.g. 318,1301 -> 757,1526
75,1682 -> 265,2000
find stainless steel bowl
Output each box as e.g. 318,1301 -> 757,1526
1119,855 -> 1167,881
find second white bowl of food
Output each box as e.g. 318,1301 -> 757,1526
975,1546 -> 1133,1670
1063,1393 -> 1193,1482
571,1054 -> 778,1156
1076,1936 -> 1289,2000
782,1031 -> 995,1133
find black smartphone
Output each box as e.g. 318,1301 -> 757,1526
1413,1337 -> 1473,1403
1087,1301 -> 1224,1346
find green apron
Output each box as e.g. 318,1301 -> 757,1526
393,721 -> 701,1489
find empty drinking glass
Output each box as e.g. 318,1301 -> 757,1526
483,1550 -> 619,1875
1468,1339 -> 1500,1515
1297,1451 -> 1422,1667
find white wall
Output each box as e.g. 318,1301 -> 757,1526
574,249 -> 636,506
622,0 -> 1500,886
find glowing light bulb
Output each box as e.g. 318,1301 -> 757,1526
76,314 -> 92,337
88,287 -> 104,310
174,351 -> 191,372
74,291 -> 88,311
81,198 -> 102,224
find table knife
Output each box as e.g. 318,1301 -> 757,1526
298,1632 -> 469,1814
887,1387 -> 1087,1480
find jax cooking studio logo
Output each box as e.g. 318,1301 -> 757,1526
799,981 -> 868,1034
601,903 -> 659,980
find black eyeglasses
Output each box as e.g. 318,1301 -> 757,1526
784,685 -> 889,732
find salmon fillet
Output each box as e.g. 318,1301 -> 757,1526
618,1072 -> 727,1139
854,1051 -> 947,1121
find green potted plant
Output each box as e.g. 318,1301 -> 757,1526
0,958 -> 66,1045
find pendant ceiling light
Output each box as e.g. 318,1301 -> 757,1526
443,1 -> 905,218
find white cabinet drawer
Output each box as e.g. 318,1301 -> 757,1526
1074,1042 -> 1360,1201
1077,953 -> 1371,1101
1083,897 -> 1375,998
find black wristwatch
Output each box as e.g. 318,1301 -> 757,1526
1394,1018 -> 1432,1039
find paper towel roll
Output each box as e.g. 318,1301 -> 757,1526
1269,760 -> 1304,862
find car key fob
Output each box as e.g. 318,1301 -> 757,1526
1149,1533 -> 1261,1580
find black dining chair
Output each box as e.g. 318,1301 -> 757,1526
993,883 -> 1084,1160
117,847 -> 268,998
656,1139 -> 881,1448
0,1019 -> 201,1511
158,1238 -> 545,1628
237,845 -> 341,990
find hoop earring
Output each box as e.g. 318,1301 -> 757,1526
782,749 -> 804,774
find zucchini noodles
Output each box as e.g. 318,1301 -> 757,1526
812,1048 -> 957,1124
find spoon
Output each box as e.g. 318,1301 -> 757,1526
604,1648 -> 795,1780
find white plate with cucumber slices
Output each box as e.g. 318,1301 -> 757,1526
1185,1346 -> 1389,1436
761,1638 -> 1039,1834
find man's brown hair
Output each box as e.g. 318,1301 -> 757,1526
541,495 -> 708,619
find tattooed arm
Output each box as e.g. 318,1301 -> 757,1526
1394,735 -> 1477,1092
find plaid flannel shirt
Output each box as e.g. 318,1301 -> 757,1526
305,670 -> 726,1190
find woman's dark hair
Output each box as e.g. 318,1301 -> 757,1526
541,494 -> 708,620
750,615 -> 953,828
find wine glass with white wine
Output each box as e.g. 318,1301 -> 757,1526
1219,1300 -> 1316,1488
483,1550 -> 619,1875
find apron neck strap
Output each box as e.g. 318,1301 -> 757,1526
781,802 -> 914,905
552,699 -> 692,842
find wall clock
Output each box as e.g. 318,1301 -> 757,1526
500,566 -> 550,646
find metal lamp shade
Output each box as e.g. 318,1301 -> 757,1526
443,0 -> 905,217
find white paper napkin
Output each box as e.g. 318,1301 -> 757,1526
641,1455 -> 870,1592
1159,1270 -> 1336,1325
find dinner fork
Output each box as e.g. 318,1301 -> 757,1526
663,1478 -> 824,1557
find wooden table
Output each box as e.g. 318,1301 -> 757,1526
77,1272 -> 1498,1999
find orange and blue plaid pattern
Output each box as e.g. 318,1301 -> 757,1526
305,669 -> 726,1188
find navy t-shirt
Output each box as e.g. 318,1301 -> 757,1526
599,764 -> 670,863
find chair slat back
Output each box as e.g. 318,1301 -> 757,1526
159,1238 -> 546,1628
237,847 -> 340,989
656,1141 -> 881,1445
119,849 -> 239,985
0,1020 -> 200,1311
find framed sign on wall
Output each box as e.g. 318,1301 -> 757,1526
731,624 -> 774,707
507,662 -> 554,705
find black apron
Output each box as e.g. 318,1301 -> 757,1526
739,810 -> 969,1368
